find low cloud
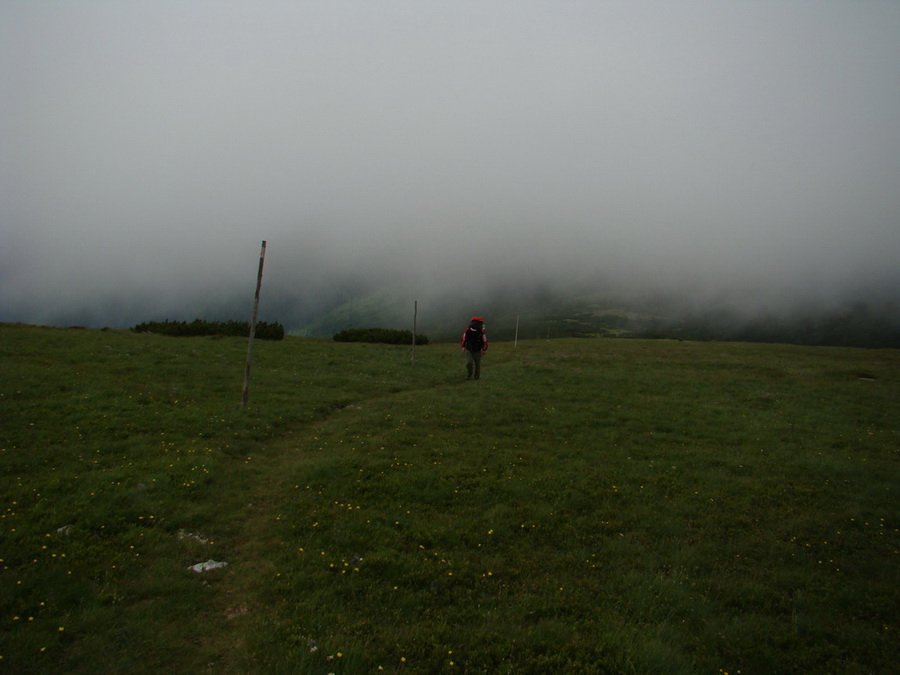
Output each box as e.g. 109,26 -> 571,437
2,2 -> 898,335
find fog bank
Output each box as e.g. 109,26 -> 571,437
2,2 -> 899,334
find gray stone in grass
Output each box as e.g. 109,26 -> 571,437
188,559 -> 228,573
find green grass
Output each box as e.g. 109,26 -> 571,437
1,324 -> 897,673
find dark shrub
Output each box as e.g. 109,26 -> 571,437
131,319 -> 285,341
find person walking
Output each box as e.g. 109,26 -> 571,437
461,316 -> 488,380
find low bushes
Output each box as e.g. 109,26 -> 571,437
132,319 -> 285,340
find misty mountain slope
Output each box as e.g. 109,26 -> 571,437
289,284 -> 900,349
293,288 -> 413,338
289,284 -> 662,343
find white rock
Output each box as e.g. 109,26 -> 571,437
188,559 -> 228,573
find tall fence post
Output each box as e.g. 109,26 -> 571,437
411,300 -> 417,366
241,240 -> 267,409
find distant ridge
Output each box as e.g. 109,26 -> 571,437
290,287 -> 900,349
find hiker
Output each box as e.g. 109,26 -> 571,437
460,316 -> 488,380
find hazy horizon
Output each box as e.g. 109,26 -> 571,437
3,1 -> 899,332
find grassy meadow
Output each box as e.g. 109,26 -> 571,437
1,323 -> 897,673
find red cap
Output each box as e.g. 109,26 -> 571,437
471,316 -> 484,322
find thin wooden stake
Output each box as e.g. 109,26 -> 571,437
241,240 -> 267,409
411,300 -> 417,366
515,314 -> 519,347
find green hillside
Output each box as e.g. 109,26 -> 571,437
1,324 -> 897,673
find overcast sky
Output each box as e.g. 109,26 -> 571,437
2,1 -> 899,328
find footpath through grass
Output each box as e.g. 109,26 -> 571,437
1,324 -> 897,673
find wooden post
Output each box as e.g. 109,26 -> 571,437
240,240 -> 267,409
515,314 -> 519,348
411,300 -> 417,366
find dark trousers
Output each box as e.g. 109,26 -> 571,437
465,349 -> 482,379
